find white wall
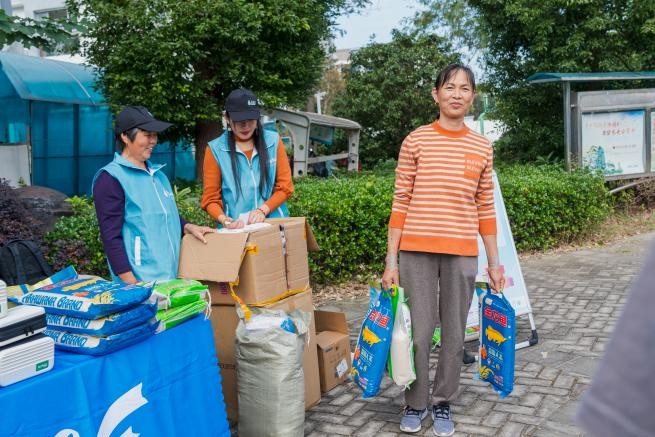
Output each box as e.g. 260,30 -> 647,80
11,0 -> 67,19
8,1 -> 68,56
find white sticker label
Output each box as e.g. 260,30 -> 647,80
336,358 -> 348,377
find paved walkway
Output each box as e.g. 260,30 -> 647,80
310,232 -> 654,436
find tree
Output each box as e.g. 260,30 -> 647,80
414,1 -> 655,162
0,9 -> 79,53
332,31 -> 460,167
67,0 -> 369,178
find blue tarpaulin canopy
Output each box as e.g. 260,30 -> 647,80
0,52 -> 103,105
0,53 -> 195,196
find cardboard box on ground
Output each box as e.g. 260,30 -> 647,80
315,310 -> 352,393
178,217 -> 323,422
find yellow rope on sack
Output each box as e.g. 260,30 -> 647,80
229,279 -> 252,321
248,283 -> 310,307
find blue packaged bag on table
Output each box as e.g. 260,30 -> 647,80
45,297 -> 157,336
11,277 -> 152,319
44,320 -> 157,356
477,283 -> 516,398
352,284 -> 394,398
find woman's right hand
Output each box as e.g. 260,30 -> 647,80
381,266 -> 399,290
224,219 -> 244,229
118,271 -> 139,284
220,215 -> 244,229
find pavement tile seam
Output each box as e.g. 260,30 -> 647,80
306,232 -> 653,436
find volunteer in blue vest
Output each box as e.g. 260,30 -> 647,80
201,88 -> 294,228
93,106 -> 216,283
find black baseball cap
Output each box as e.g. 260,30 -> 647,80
225,88 -> 261,122
114,105 -> 173,135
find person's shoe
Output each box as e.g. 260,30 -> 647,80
432,403 -> 455,436
463,349 -> 477,365
399,406 -> 428,433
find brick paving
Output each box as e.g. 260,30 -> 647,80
310,232 -> 654,436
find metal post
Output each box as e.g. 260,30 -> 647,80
563,82 -> 572,170
73,104 -> 80,194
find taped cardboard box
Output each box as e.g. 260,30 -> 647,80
265,217 -> 319,291
315,310 -> 352,393
218,362 -> 237,422
178,225 -> 288,305
210,289 -> 320,421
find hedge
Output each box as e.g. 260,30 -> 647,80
44,165 -> 612,283
498,165 -> 613,251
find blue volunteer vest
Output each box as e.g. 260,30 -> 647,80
207,129 -> 289,221
93,153 -> 181,282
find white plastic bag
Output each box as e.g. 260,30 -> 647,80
388,288 -> 416,389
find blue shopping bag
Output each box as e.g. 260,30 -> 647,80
477,282 -> 516,398
352,284 -> 394,398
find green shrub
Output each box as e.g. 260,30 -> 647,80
289,174 -> 394,284
45,196 -> 108,277
43,165 -> 613,284
498,165 -> 613,251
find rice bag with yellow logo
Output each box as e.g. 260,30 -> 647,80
44,319 -> 157,355
10,277 -> 152,319
352,284 -> 394,398
477,282 -> 516,398
46,296 -> 157,335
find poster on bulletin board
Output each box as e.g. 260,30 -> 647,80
580,110 -> 645,177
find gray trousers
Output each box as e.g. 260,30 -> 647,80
400,250 -> 477,408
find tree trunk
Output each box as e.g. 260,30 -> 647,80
194,120 -> 223,182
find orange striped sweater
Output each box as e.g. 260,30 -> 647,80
389,121 -> 496,256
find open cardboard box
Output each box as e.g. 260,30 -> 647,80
210,289 -> 320,421
265,217 -> 319,291
315,310 -> 352,393
178,224 -> 287,305
178,218 -> 318,305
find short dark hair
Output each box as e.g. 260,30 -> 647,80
116,127 -> 140,151
434,63 -> 476,92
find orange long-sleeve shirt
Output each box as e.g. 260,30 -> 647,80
200,138 -> 294,221
389,122 -> 496,256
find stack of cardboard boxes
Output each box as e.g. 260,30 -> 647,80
178,217 -> 323,421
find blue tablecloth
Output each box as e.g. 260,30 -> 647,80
2,315 -> 229,437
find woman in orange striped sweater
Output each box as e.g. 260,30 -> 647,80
382,64 -> 505,436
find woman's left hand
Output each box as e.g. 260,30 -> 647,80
248,207 -> 268,224
487,266 -> 505,293
184,223 -> 217,244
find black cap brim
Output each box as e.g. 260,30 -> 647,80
137,120 -> 173,133
229,110 -> 260,122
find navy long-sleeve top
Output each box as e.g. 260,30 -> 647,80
93,171 -> 187,276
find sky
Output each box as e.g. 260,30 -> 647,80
333,0 -> 424,50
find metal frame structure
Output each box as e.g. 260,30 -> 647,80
527,72 -> 655,175
262,108 -> 361,177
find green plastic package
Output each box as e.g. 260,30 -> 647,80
153,279 -> 208,310
156,299 -> 209,332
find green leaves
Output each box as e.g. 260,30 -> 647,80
69,0 -> 370,149
0,9 -> 82,53
288,174 -> 395,283
333,31 -> 460,167
498,164 -> 612,251
414,1 -> 655,162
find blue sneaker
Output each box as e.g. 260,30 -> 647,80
400,406 -> 428,433
432,403 -> 454,436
